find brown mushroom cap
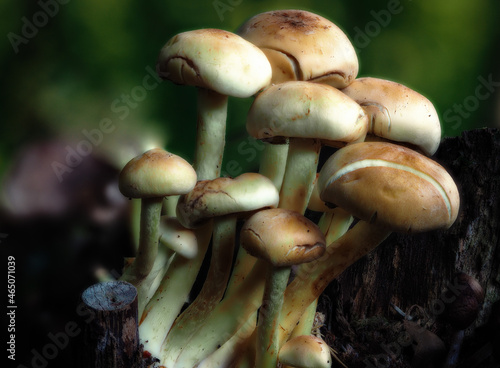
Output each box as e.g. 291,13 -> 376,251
176,173 -> 279,229
238,9 -> 358,87
317,142 -> 460,233
240,208 -> 326,267
156,29 -> 272,98
247,81 -> 368,146
341,77 -> 441,156
119,148 -> 197,199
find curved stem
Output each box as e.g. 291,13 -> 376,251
138,221 -> 213,359
167,259 -> 268,368
196,311 -> 258,368
121,197 -> 163,284
289,208 -> 353,339
223,244 -> 257,298
259,141 -> 289,192
278,221 -> 391,345
278,138 -> 321,213
195,88 -> 228,181
160,215 -> 237,366
256,265 -> 291,368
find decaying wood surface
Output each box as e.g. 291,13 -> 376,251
318,128 -> 500,367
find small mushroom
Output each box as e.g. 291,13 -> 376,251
277,141 -> 460,344
247,81 -> 368,213
157,29 -> 272,181
118,148 -> 197,285
278,335 -> 332,368
240,208 -> 326,368
341,77 -> 442,156
442,272 -> 485,368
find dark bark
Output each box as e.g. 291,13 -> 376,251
81,281 -> 145,368
318,128 -> 500,367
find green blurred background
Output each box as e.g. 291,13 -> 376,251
1,0 -> 499,178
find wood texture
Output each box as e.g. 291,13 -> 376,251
81,281 -> 144,368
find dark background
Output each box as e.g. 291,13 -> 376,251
1,0 -> 499,367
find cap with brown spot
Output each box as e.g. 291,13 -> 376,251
238,9 -> 358,87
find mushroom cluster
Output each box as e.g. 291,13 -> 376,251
115,9 -> 461,368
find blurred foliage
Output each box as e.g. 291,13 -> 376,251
1,0 -> 499,178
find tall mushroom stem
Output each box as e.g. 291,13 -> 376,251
138,221 -> 213,359
257,265 -> 292,368
121,197 -> 163,284
195,88 -> 228,181
259,141 -> 289,191
160,215 -> 237,366
165,260 -> 268,368
278,220 -> 391,345
278,138 -> 321,213
289,208 -> 353,338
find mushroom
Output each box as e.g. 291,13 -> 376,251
118,148 -> 196,286
156,29 -> 272,181
240,208 -> 326,368
238,9 -> 358,87
158,172 -> 279,366
340,77 -> 442,156
237,9 -> 359,190
247,81 -> 368,213
278,335 -> 332,368
442,272 -> 485,368
276,141 -> 460,345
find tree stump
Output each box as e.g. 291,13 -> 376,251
318,128 -> 500,367
81,281 -> 144,368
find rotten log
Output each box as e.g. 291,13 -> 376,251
80,281 -> 144,368
317,128 -> 500,367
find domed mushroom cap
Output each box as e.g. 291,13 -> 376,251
317,142 -> 460,233
278,335 -> 332,368
240,208 -> 326,267
176,173 -> 279,229
119,148 -> 197,199
247,81 -> 368,146
238,9 -> 358,87
157,29 -> 272,98
341,77 -> 441,156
